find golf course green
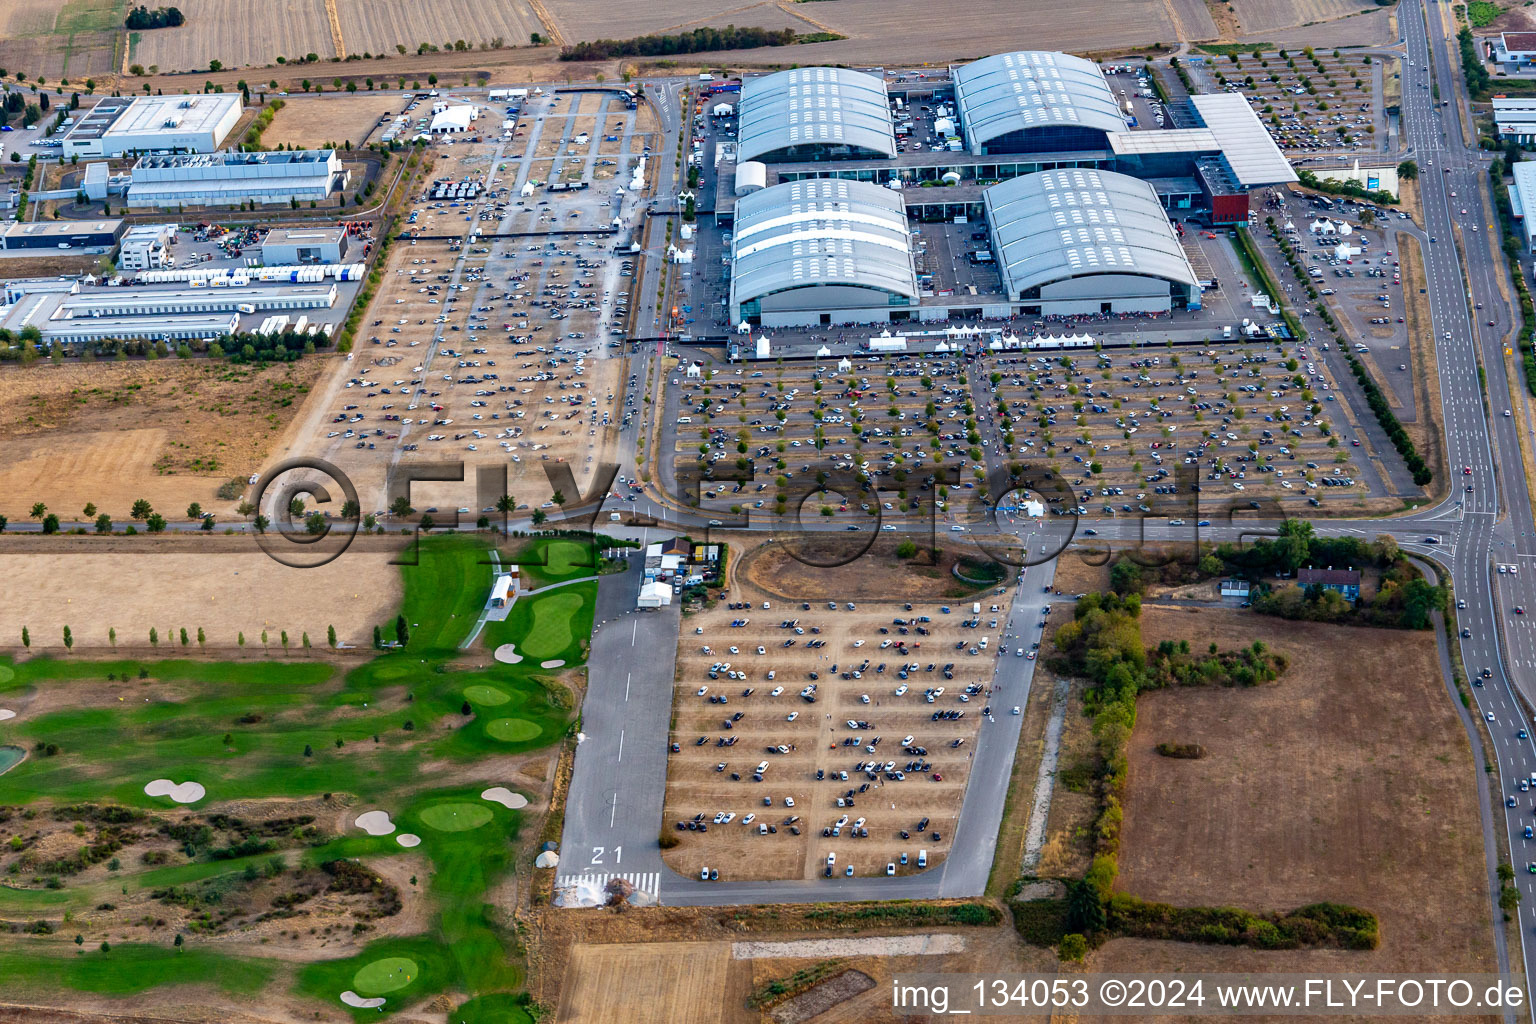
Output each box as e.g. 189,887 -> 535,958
418,802 -> 493,832
463,685 -> 510,706
354,957 -> 420,995
485,718 -> 541,742
521,591 -> 583,659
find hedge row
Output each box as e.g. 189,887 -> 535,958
1487,163 -> 1536,397
1107,895 -> 1380,950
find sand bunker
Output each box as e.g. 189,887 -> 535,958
481,786 -> 528,809
0,710 -> 14,722
144,779 -> 205,803
540,659 -> 565,669
493,644 -> 523,664
354,810 -> 396,836
396,833 -> 421,848
340,992 -> 386,1009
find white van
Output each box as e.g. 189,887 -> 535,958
917,849 -> 928,868
678,416 -> 691,424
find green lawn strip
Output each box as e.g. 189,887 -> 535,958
501,536 -> 602,589
3,657 -> 331,691
395,535 -> 495,655
0,943 -> 276,997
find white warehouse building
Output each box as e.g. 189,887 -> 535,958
63,95 -> 242,159
983,168 -> 1200,315
126,150 -> 350,209
729,178 -> 919,327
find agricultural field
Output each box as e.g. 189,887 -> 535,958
542,0 -> 1176,64
0,0 -> 121,81
335,0 -> 542,59
1230,0 -> 1381,35
129,0 -> 334,72
1195,46 -> 1380,156
977,342 -> 1380,517
0,535 -> 584,1021
662,572 -> 1024,882
1092,606 -> 1495,982
669,357 -> 982,531
0,357 -> 327,522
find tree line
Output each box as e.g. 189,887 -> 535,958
560,26 -> 806,62
125,6 -> 185,30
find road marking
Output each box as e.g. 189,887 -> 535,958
554,871 -> 660,900
617,729 -> 625,763
625,671 -> 632,701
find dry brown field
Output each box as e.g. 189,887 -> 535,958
0,547 -> 402,649
263,92 -> 401,149
130,0 -> 333,72
739,537 -> 1023,604
334,0 -> 541,60
0,0 -> 119,81
1232,0 -> 1379,35
662,564 -> 1018,882
0,358 -> 326,521
556,941 -> 749,1024
1089,606 -> 1496,995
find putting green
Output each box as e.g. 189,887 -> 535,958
372,664 -> 410,681
353,956 -> 419,995
0,665 -> 13,684
521,591 -> 583,659
545,540 -> 591,576
419,802 -> 493,832
485,717 -> 540,742
463,684 -> 509,706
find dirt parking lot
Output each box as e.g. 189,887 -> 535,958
674,357 -> 980,529
979,340 -> 1372,517
265,93 -> 406,149
662,574 -> 1028,882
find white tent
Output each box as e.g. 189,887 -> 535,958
736,320 -> 752,334
1021,499 -> 1045,518
685,362 -> 703,378
1310,219 -> 1337,235
638,581 -> 672,608
712,102 -> 733,116
520,181 -> 535,197
837,357 -> 853,371
755,335 -> 771,359
815,345 -> 831,357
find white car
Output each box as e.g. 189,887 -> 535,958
741,813 -> 756,825
853,640 -> 865,648
1011,706 -> 1021,715
786,711 -> 798,721
696,686 -> 708,696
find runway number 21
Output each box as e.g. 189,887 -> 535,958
590,846 -> 621,865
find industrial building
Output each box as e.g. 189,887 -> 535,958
737,68 -> 897,163
1491,32 -> 1536,73
951,51 -> 1124,157
0,291 -> 237,346
429,103 -> 478,133
1494,96 -> 1536,143
58,284 -> 336,317
983,168 -> 1199,314
62,95 -> 242,159
117,223 -> 179,271
1,219 -> 125,251
126,150 -> 350,209
260,225 -> 349,265
1512,161 -> 1536,252
728,178 -> 919,327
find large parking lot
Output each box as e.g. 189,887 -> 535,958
669,356 -> 986,528
662,582 -> 1033,882
977,341 -> 1375,514
1186,48 -> 1382,159
295,90 -> 649,510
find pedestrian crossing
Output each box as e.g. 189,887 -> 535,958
554,871 -> 660,900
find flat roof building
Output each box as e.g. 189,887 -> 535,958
63,95 -> 241,159
1513,161 -> 1536,252
57,284 -> 336,317
953,51 -> 1124,157
1493,32 -> 1536,72
1187,94 -> 1297,188
1494,97 -> 1536,143
0,291 -> 236,346
738,68 -> 897,164
118,223 -> 178,271
983,168 -> 1199,314
126,150 -> 349,209
261,225 -> 349,265
1,219 -> 124,251
729,178 -> 918,327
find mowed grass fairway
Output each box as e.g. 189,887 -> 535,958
0,536 -> 582,1022
1099,607 -> 1493,977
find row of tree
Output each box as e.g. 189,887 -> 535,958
124,6 -> 184,30
561,26 -> 803,62
19,624 -> 338,649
